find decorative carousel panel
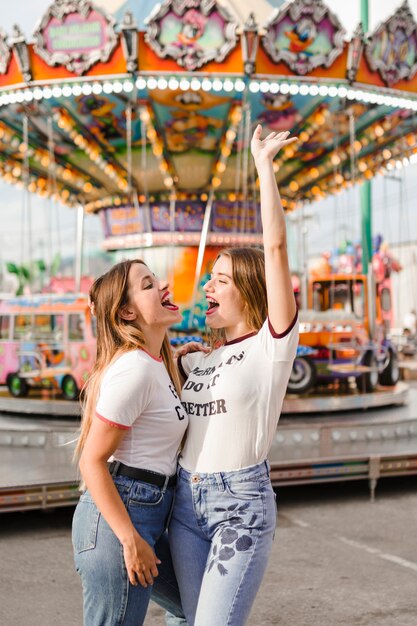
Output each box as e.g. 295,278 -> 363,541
148,87 -> 234,190
364,1 -> 417,87
33,0 -> 118,75
150,200 -> 204,231
261,0 -> 346,75
144,0 -> 239,71
0,31 -> 11,75
102,204 -> 146,238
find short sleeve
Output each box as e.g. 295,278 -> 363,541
96,352 -> 152,428
257,311 -> 299,362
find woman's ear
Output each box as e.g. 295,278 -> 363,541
118,306 -> 137,321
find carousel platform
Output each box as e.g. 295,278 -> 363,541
0,413 -> 79,513
0,389 -> 80,417
272,382 -> 417,500
282,382 -> 409,414
0,381 -> 409,417
0,384 -> 416,511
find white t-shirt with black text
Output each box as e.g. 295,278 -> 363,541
179,314 -> 298,473
96,349 -> 188,476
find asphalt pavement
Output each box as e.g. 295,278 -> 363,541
1,476 -> 416,626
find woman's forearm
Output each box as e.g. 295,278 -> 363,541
79,456 -> 138,546
256,157 -> 287,251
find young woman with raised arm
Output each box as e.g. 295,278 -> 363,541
170,126 -> 299,626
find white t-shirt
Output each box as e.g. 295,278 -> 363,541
96,349 -> 188,476
178,314 -> 298,473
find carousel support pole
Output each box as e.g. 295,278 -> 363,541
190,187 -> 215,326
140,112 -> 153,232
75,204 -> 85,293
360,0 -> 372,275
360,0 -> 374,338
298,204 -> 308,310
169,192 -> 176,291
241,100 -> 251,233
22,115 -> 33,286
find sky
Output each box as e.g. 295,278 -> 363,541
0,0 -> 416,271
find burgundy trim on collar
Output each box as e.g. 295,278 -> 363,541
224,331 -> 258,346
268,309 -> 298,338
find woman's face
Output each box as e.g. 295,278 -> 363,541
124,263 -> 182,329
203,255 -> 246,330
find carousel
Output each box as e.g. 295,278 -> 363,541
0,0 -> 417,511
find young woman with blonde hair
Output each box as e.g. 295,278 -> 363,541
72,259 -> 187,626
170,126 -> 299,626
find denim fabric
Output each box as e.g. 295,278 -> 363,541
169,461 -> 277,626
72,475 -> 186,626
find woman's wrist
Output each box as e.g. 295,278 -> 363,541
254,156 -> 275,170
120,527 -> 140,547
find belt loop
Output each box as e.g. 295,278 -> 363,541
162,474 -> 169,492
110,460 -> 121,476
264,460 -> 270,476
215,472 -> 225,491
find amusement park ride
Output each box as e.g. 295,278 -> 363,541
288,238 -> 402,395
1,0 -> 417,510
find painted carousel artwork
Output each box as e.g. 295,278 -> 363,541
145,0 -> 238,70
261,0 -> 346,74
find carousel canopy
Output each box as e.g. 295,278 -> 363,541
0,0 -> 417,249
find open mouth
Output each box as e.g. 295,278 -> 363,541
206,297 -> 219,315
161,292 -> 179,311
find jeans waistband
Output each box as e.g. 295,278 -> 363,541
178,460 -> 270,486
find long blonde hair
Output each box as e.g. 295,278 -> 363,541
208,247 -> 267,349
75,259 -> 181,457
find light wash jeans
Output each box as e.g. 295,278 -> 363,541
169,461 -> 277,626
72,474 -> 187,626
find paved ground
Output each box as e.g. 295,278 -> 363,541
0,476 -> 416,626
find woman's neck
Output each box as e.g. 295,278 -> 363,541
142,328 -> 166,359
224,321 -> 254,343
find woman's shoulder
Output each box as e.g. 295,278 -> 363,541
105,349 -> 154,378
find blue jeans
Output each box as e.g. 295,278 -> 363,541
169,461 -> 277,626
72,474 -> 187,626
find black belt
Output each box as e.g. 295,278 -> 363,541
108,460 -> 176,489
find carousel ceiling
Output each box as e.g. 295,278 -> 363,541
0,0 -> 417,245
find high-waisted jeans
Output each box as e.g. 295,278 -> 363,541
169,461 -> 277,626
72,474 -> 186,626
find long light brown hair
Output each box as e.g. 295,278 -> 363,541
208,247 -> 267,349
75,259 -> 181,457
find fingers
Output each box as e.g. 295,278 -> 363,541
128,560 -> 160,588
257,129 -> 297,144
143,563 -> 157,586
175,342 -> 209,357
150,561 -> 160,578
280,136 -> 298,146
266,132 -> 298,146
128,566 -> 142,587
253,123 -> 262,137
267,130 -> 291,141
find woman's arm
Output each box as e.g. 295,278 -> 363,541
251,125 -> 298,333
79,418 -> 160,587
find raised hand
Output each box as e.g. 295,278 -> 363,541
251,124 -> 297,165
